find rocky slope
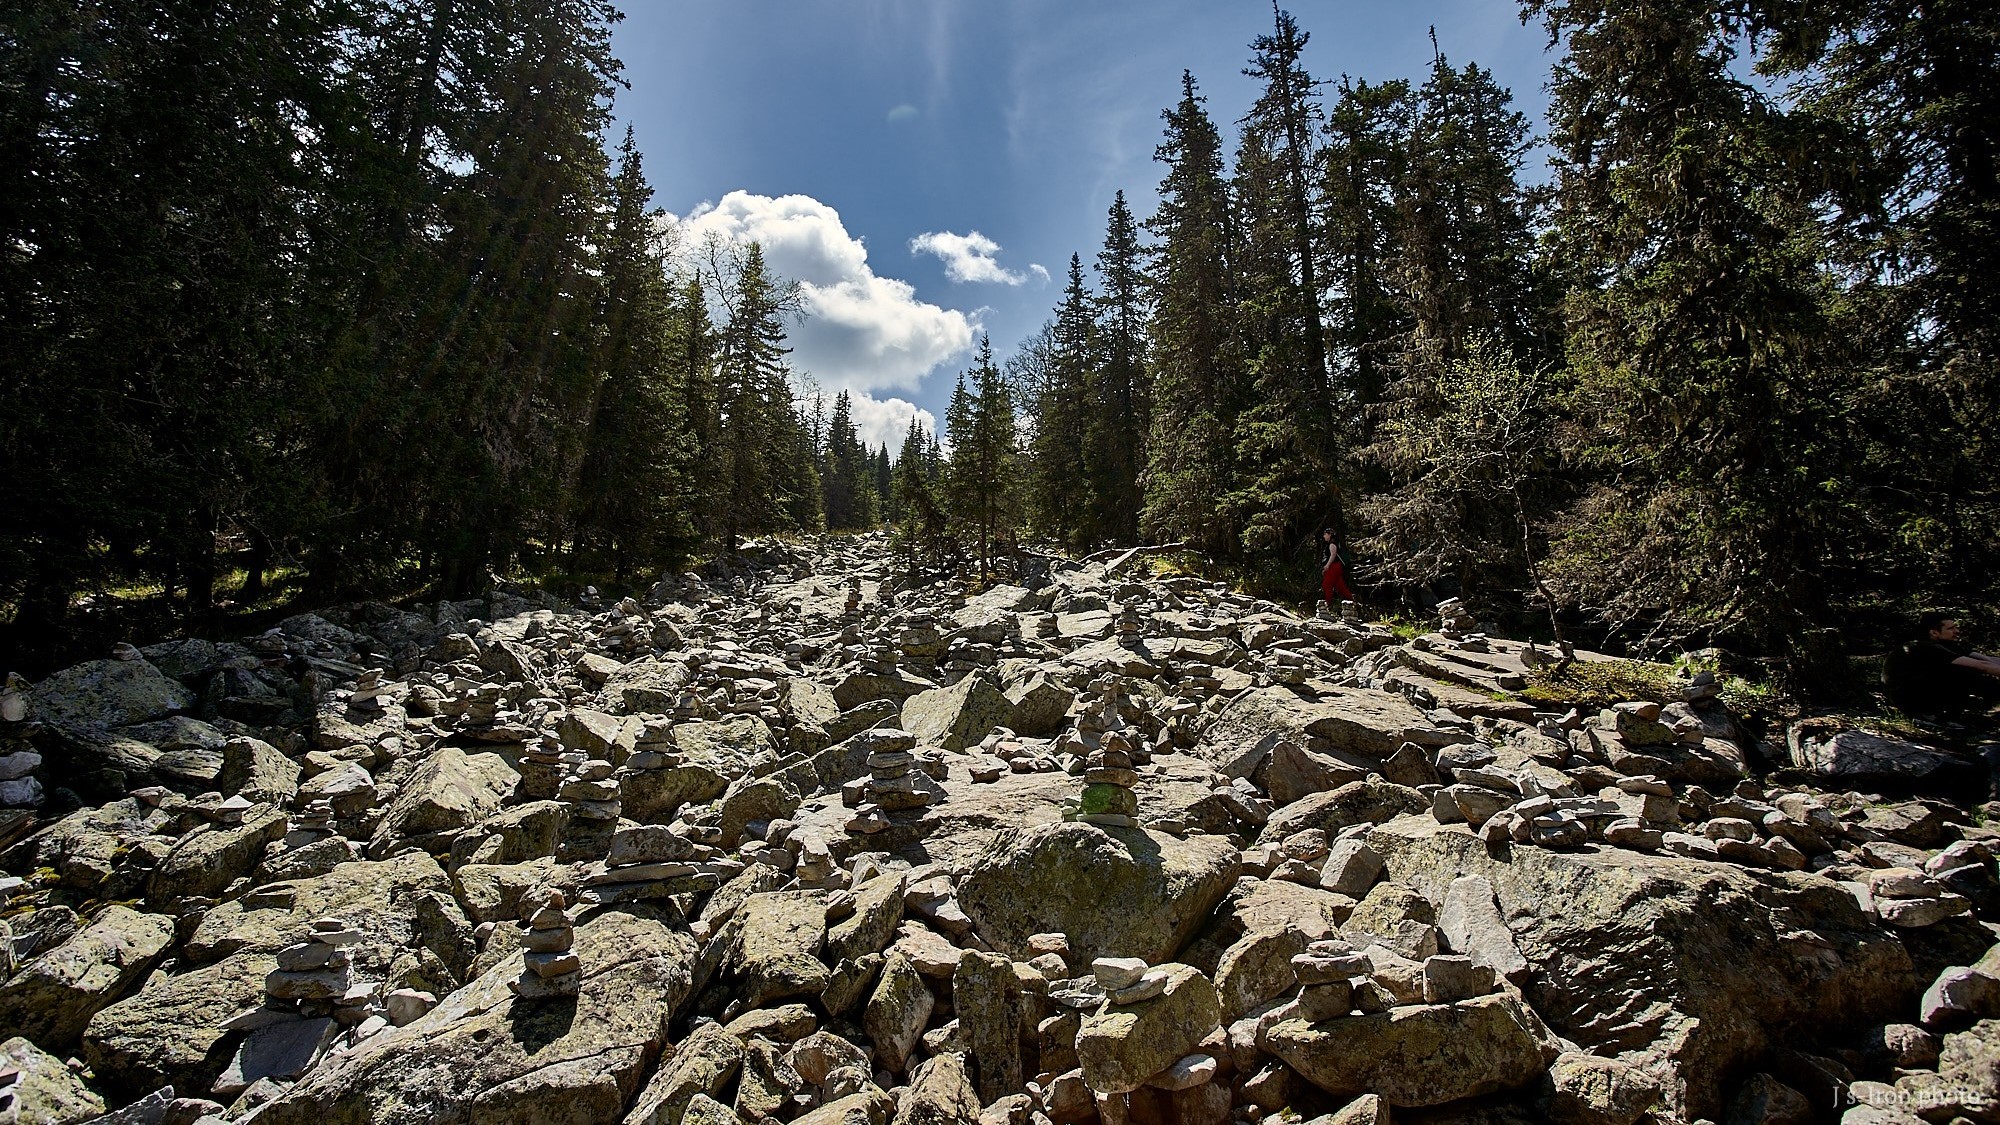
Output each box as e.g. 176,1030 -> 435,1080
0,534 -> 1995,1125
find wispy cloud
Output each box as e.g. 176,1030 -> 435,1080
910,230 -> 1031,285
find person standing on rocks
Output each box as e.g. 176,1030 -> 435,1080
1319,528 -> 1357,606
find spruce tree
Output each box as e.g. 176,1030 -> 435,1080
1088,192 -> 1150,543
1141,73 -> 1243,554
1033,257 -> 1096,547
571,129 -> 695,580
1530,0 -> 1838,657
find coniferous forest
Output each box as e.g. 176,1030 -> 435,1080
3,1 -> 1996,689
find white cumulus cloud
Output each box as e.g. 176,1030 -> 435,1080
847,394 -> 935,452
910,230 -> 1030,286
673,191 -> 975,394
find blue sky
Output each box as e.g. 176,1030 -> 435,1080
610,0 -> 1556,448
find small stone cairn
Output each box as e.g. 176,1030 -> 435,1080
265,917 -> 363,1019
1437,597 -> 1478,636
347,669 -> 392,712
559,757 -> 621,823
1069,728 -> 1142,829
583,823 -> 709,904
516,734 -> 566,801
512,891 -> 580,1000
1116,600 -> 1144,646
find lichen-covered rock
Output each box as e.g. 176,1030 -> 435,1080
892,1052 -> 981,1125
32,658 -> 195,731
147,804 -> 288,901
864,952 -> 933,1074
370,747 -> 517,853
723,890 -> 830,1008
1544,1051 -> 1662,1125
900,674 -> 1014,752
1364,815 -> 1914,1119
1265,992 -> 1560,1107
603,659 -> 691,713
827,871 -> 908,963
624,1022 -> 746,1125
243,906 -> 696,1125
624,717 -> 782,823
81,853 -> 461,1099
1075,963 -> 1221,1094
0,905 -> 173,1051
957,822 -> 1237,965
1,1034 -> 107,1124
218,735 -> 301,805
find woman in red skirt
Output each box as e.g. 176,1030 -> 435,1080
1319,528 -> 1356,604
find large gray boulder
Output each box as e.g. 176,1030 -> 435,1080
1265,993 -> 1560,1107
0,906 -> 173,1050
85,853 -> 460,1099
1364,815 -> 1915,1119
242,906 -> 696,1125
32,659 -> 195,731
1075,963 -> 1221,1094
625,717 -> 782,823
146,805 -> 289,901
1201,686 -> 1454,774
900,675 -> 1013,752
1786,725 -> 1980,790
957,822 -> 1238,965
1,1034 -> 107,1123
370,748 -> 517,853
891,1052 -> 981,1125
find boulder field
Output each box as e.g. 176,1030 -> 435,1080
0,533 -> 1995,1125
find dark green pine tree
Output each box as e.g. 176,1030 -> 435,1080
1529,0 -> 1839,659
822,390 -> 879,531
570,128 -> 696,580
1086,191 -> 1150,544
672,276 -> 722,547
0,0 -> 353,636
1393,41 -> 1539,361
1228,14 -> 1343,559
1030,257 -> 1096,547
715,243 -> 821,549
873,444 -> 895,522
1761,0 -> 2000,607
894,417 -> 947,572
946,337 -> 1021,578
346,0 -> 624,594
1321,76 -> 1414,424
1141,73 -> 1244,555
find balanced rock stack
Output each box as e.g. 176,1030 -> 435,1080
512,891 -> 580,1000
626,718 -> 681,771
1071,728 -> 1142,828
1437,596 -> 1478,636
1116,600 -> 1144,646
516,734 -> 566,801
843,576 -> 862,618
265,917 -> 362,1017
674,686 -> 708,721
583,823 -> 713,905
1093,955 -> 1169,1005
291,798 -> 336,838
560,757 -> 621,822
347,668 -> 392,712
1291,940 -> 1372,1020
0,673 -> 43,809
847,737 -> 945,837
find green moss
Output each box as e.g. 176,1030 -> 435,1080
1522,659 -> 1682,710
1078,783 -> 1125,815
